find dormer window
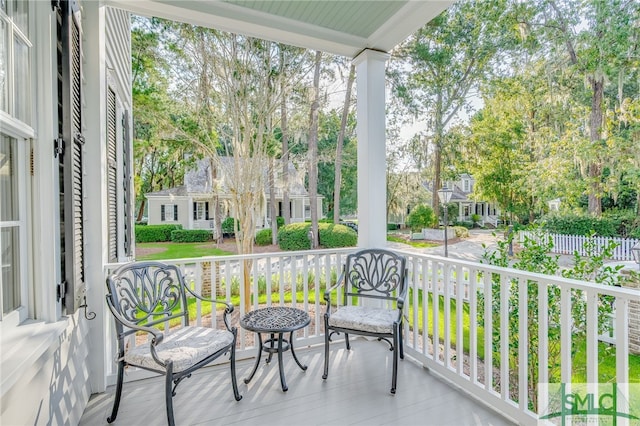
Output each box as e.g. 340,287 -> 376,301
463,179 -> 470,192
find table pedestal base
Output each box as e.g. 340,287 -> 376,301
244,332 -> 307,392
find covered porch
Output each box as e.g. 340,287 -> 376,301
5,1 -> 640,425
90,249 -> 639,425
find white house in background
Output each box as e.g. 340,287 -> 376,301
548,198 -> 562,212
441,173 -> 501,227
145,158 -> 322,231
0,1 -> 453,425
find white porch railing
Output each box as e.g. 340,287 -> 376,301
519,231 -> 640,261
104,249 -> 640,425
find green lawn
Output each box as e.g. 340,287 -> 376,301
136,242 -> 232,260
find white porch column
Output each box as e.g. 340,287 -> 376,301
83,1 -> 109,393
354,49 -> 389,249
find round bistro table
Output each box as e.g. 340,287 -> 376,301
240,306 -> 311,391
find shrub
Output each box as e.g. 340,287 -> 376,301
277,222 -> 357,250
406,204 -> 436,231
278,223 -> 312,250
318,223 -> 357,248
135,224 -> 182,243
452,226 -> 469,238
170,229 -> 211,243
221,217 -> 239,235
538,213 -> 618,237
276,216 -> 285,228
255,229 -> 272,246
387,223 -> 399,231
454,220 -> 474,229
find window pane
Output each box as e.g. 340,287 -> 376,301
0,135 -> 17,221
1,227 -> 20,314
0,20 -> 6,113
11,0 -> 27,36
14,36 -> 30,123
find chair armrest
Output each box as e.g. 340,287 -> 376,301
184,284 -> 236,332
324,270 -> 346,304
396,271 -> 409,309
106,296 -> 165,344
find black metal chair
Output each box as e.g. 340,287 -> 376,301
105,261 -> 242,426
322,249 -> 408,393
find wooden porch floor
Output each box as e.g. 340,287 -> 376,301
80,339 -> 516,426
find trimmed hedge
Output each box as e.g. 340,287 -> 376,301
170,229 -> 211,243
277,222 -> 357,251
539,213 -> 622,237
318,223 -> 357,248
135,224 -> 182,243
255,229 -> 272,246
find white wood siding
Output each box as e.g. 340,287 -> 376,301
1,319 -> 92,425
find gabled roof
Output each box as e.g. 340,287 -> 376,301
107,0 -> 452,58
147,157 -> 310,198
145,185 -> 189,197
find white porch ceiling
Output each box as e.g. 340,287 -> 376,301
106,0 -> 453,58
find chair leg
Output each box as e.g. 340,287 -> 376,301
165,364 -> 176,426
229,339 -> 243,401
391,331 -> 399,394
399,321 -> 405,360
106,360 -> 125,423
345,333 -> 350,350
322,319 -> 330,380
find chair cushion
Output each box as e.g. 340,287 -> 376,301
328,306 -> 399,334
125,326 -> 234,373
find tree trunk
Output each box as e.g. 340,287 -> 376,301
280,47 -> 291,225
333,64 -> 355,224
588,76 -> 604,216
431,92 -> 444,222
136,199 -> 146,222
431,143 -> 442,223
269,157 -> 278,244
308,51 -> 322,248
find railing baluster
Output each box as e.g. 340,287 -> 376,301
456,265 -> 464,376
500,273 -> 509,400
443,262 -> 451,369
484,268 -> 493,392
560,286 -> 572,384
412,257 -> 420,352
518,276 -> 527,411
422,257 -> 429,357
469,267 -> 478,384
538,280 -> 549,389
586,289 -> 598,384
432,260 -> 439,364
266,256 -> 272,308
313,253 -> 321,337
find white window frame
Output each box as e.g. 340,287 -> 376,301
0,0 -> 32,326
195,201 -> 207,221
463,179 -> 470,192
165,203 -> 176,222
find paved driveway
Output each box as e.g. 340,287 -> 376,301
388,229 -> 500,262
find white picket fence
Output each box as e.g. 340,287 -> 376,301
519,231 -> 639,261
